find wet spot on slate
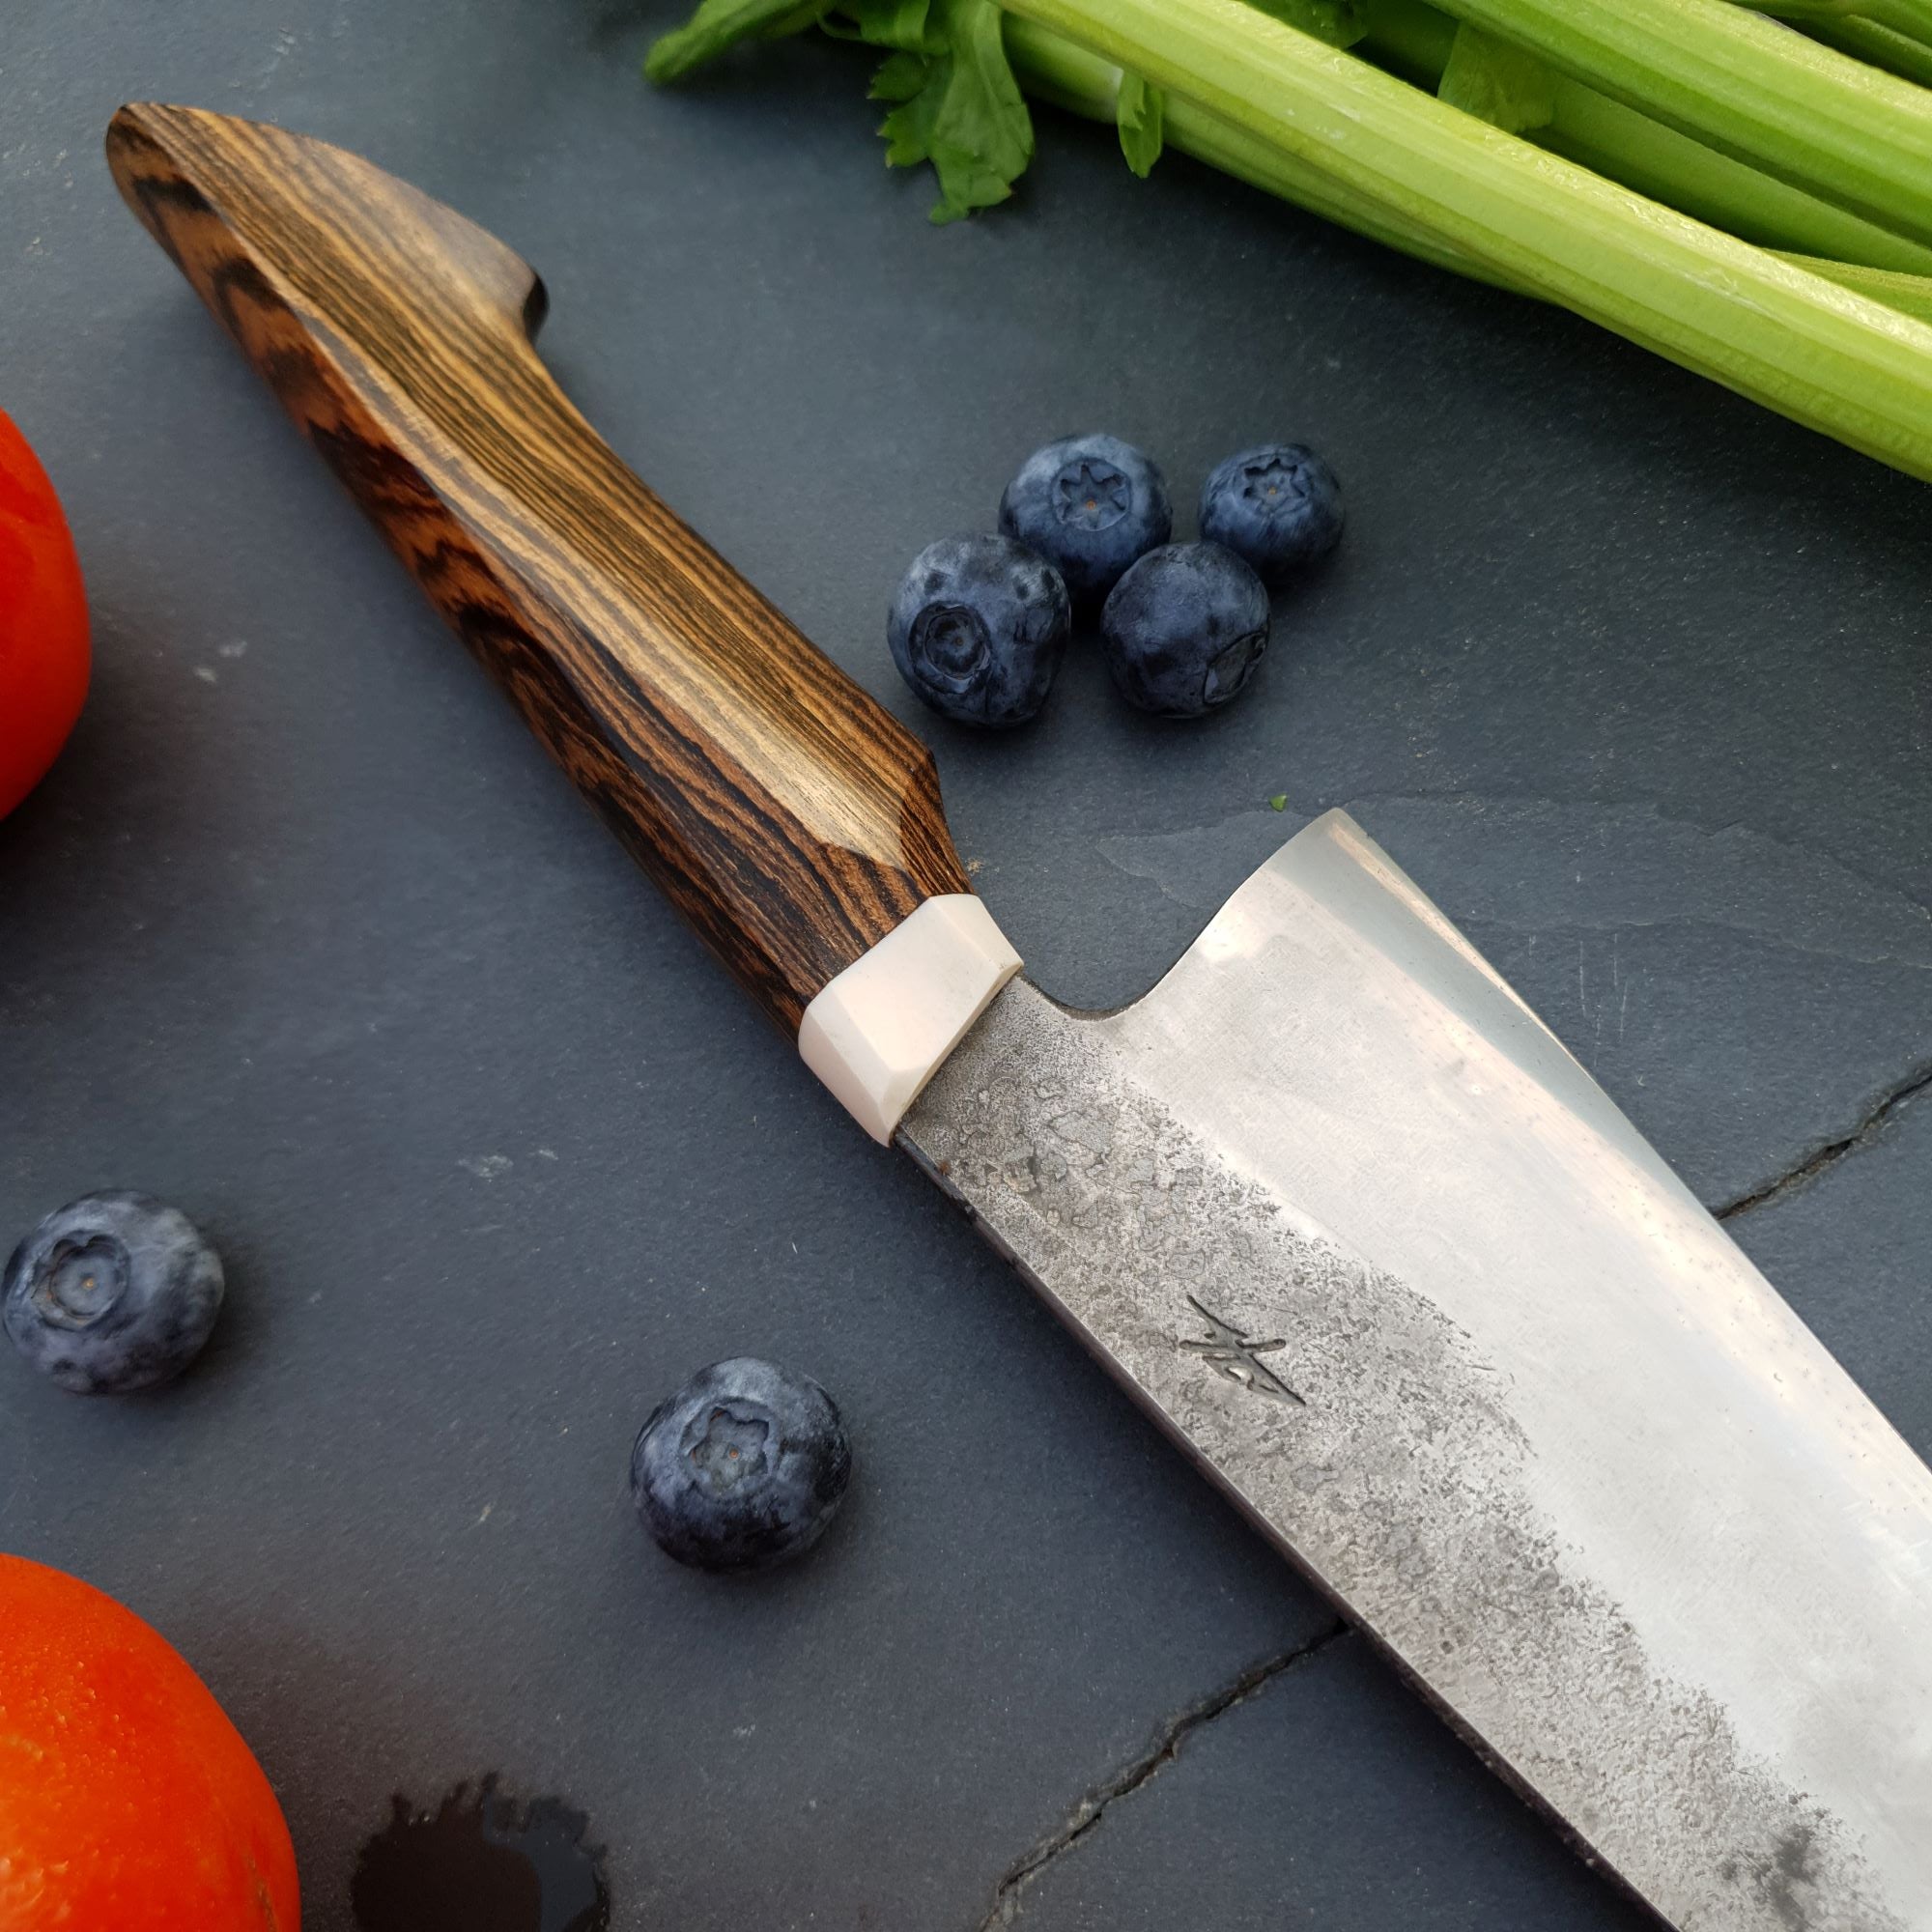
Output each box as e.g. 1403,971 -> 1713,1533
351,1777 -> 610,1932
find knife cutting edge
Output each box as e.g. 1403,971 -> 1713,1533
106,101 -> 1932,1932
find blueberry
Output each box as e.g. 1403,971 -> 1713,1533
888,534 -> 1069,727
1100,542 -> 1270,718
631,1357 -> 851,1573
998,434 -> 1172,606
3,1191 -> 224,1394
1199,443 -> 1344,583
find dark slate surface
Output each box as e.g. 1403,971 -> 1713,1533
2,3 -> 1929,1927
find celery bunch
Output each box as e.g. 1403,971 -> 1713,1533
648,0 -> 1932,484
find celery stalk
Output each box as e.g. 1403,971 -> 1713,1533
1541,77 -> 1932,274
1002,17 -> 1523,293
1730,0 -> 1869,16
1804,14 -> 1932,86
1778,253 -> 1932,324
1358,0 -> 1932,274
1360,0 -> 1462,83
1865,0 -> 1932,44
1416,0 -> 1932,245
996,0 -> 1932,480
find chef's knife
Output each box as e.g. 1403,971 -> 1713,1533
107,103 -> 1932,1931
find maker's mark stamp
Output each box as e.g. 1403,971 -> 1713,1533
1180,1295 -> 1305,1406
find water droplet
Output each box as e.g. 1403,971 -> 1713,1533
350,1777 -> 609,1932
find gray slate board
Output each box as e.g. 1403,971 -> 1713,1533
2,2 -> 1928,1926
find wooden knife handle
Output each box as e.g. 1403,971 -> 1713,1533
106,103 -> 970,1035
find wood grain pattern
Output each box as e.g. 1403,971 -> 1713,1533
105,102 -> 971,1034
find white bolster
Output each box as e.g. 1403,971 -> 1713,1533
797,895 -> 1022,1144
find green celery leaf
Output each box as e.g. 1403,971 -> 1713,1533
825,0 -> 942,50
869,48 -> 931,103
1243,0 -> 1369,50
873,0 -> 1035,223
1117,70 -> 1166,177
872,49 -> 936,166
646,0 -> 831,81
1437,22 -> 1556,134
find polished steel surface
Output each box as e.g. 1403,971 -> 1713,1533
901,809 -> 1932,1932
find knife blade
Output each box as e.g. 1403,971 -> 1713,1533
107,101 -> 1932,1931
904,820 -> 1932,1932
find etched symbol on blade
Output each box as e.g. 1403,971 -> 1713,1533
1179,1295 -> 1305,1405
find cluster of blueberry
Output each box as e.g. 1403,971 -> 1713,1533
889,432 -> 1344,726
4,1193 -> 848,1575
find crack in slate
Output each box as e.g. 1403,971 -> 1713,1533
975,1621 -> 1350,1928
1718,1059 -> 1932,1222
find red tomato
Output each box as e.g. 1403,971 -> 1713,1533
0,410 -> 90,819
0,1554 -> 301,1930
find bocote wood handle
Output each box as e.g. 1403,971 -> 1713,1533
106,103 -> 971,1035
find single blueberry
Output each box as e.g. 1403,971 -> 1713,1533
888,534 -> 1069,727
1199,442 -> 1344,583
998,434 -> 1173,606
631,1356 -> 852,1574
1100,542 -> 1270,718
2,1191 -> 225,1394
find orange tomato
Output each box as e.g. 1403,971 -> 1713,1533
0,410 -> 90,820
0,1554 -> 300,1930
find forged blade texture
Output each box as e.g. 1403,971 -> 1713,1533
900,810 -> 1932,1932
